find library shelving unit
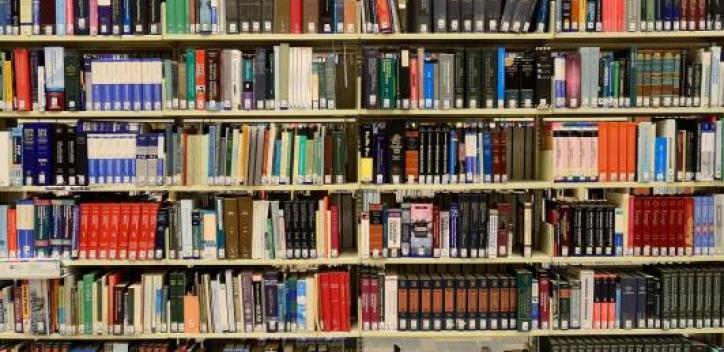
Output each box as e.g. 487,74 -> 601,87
2,2 -> 724,349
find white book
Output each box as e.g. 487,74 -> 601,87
384,274 -> 398,330
180,199 -> 194,258
359,212 -> 370,258
716,194 -> 724,255
0,132 -> 9,186
717,121 -> 723,180
701,49 -> 712,107
305,276 -> 317,331
711,46 -> 722,107
210,280 -> 223,332
277,208 -> 287,258
487,209 -> 498,258
440,211 -> 450,258
224,270 -> 236,332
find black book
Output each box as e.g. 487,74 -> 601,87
29,51 -> 39,110
504,56 -> 521,108
65,128 -> 77,185
284,201 -> 295,257
594,204 -> 604,255
460,0 -> 473,31
433,0 -> 448,31
340,193 -> 355,249
441,125 -> 449,182
250,0 -> 262,31
155,205 -> 168,258
254,48 -> 267,109
75,0 -> 90,34
469,193 -> 480,258
478,194 -> 488,255
465,49 -> 481,108
399,50 -> 411,108
432,126 -> 440,182
486,0 -> 503,31
226,0 -> 239,32
132,0 -> 147,34
148,0 -> 162,34
459,193 -> 470,257
418,125 -> 427,182
364,49 -> 379,108
52,124 -> 66,185
408,275 -> 421,330
307,201 -> 316,258
64,51 -> 81,111
262,0 -> 274,32
321,0 -> 335,32
584,203 -> 595,255
535,47 -> 552,107
519,56 -> 535,108
473,0 -> 485,31
448,0 -> 461,31
112,0 -> 123,34
482,48 -> 498,108
416,0 -> 432,32
300,200 -> 309,257
74,127 -> 87,185
387,122 -> 405,184
425,125 -> 434,182
265,50 -> 275,106
619,274 -> 637,329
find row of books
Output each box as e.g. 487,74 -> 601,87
0,121 -> 353,187
555,46 -> 724,109
0,269 -> 351,335
0,193 -> 357,260
362,265 -> 724,332
0,341 -> 356,352
360,0 -> 550,33
358,122 -> 536,184
545,194 -> 724,257
541,336 -> 724,352
1,46 -> 354,113
556,0 -> 724,33
363,47 -> 551,109
542,119 -> 723,183
358,191 -> 536,258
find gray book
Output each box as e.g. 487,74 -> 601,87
473,0 -> 486,32
325,53 -> 337,109
438,53 -> 455,109
226,0 -> 239,32
255,125 -> 265,185
433,0 -> 448,31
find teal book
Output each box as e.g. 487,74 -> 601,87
215,197 -> 225,259
185,49 -> 196,109
166,0 -> 177,33
82,272 -> 96,334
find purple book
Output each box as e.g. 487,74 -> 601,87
98,0 -> 112,34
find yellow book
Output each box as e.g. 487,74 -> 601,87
4,61 -> 13,111
359,152 -> 373,183
240,125 -> 250,184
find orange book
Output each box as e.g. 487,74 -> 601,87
617,122 -> 628,182
183,295 -> 200,333
570,0 -> 579,31
343,0 -> 357,33
194,50 -> 207,110
7,208 -> 16,258
12,49 -> 31,111
404,126 -> 420,182
374,0 -> 392,32
598,122 -> 608,182
261,129 -> 270,183
607,274 -> 616,328
626,122 -> 636,181
368,204 -> 384,256
607,123 -> 619,182
685,197 -> 695,255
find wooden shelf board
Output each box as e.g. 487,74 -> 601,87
550,255 -> 724,265
164,34 -> 359,42
0,183 -> 359,193
63,253 -> 360,267
359,108 -> 549,116
554,31 -> 724,39
551,181 -> 724,189
358,33 -> 554,41
553,107 -> 724,115
360,327 -> 724,338
0,330 -> 358,340
360,181 -> 552,191
361,253 -> 550,265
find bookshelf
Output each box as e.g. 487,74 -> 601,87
3,2 -> 724,350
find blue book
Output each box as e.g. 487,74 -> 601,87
449,202 -> 458,256
654,137 -> 666,181
497,48 -> 506,107
477,128 -> 484,182
98,0 -> 112,34
464,128 -> 475,182
199,0 -> 212,33
153,59 -> 163,110
71,204 -> 80,258
21,125 -> 36,185
32,0 -> 39,34
334,0 -> 344,32
132,60 -> 143,111
448,128 -> 458,181
423,58 -> 434,109
54,0 -> 65,35
1,0 -> 9,34
706,196 -> 714,254
284,278 -> 295,330
110,60 -> 123,111
531,280 -> 540,327
0,205 -> 7,258
296,279 -> 306,329
273,139 -> 282,181
663,0 -> 673,30
34,123 -> 52,186
483,131 -> 493,182
102,59 -> 113,111
276,282 -> 285,330
0,0 -> 7,34
122,0 -> 132,34
16,200 -> 34,259
142,61 -> 154,111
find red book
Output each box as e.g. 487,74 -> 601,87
138,203 -> 151,260
98,204 -> 112,259
368,272 -> 378,330
89,203 -> 100,259
118,203 -> 131,260
79,204 -> 90,259
410,57 -> 419,109
685,197 -> 695,255
650,198 -> 660,254
538,274 -> 550,329
330,204 -> 339,257
7,208 -> 16,258
608,123 -> 619,182
641,197 -> 651,255
65,0 -> 74,34
629,196 -> 638,255
492,131 -> 501,182
675,197 -> 685,255
341,272 -> 350,331
12,49 -> 31,111
108,203 -> 121,259
330,272 -> 342,331
128,203 -> 142,260
360,274 -> 370,329
145,203 -> 160,259
498,130 -> 507,182
564,53 -> 580,108
592,274 -> 602,329
374,0 -> 392,32
194,50 -> 207,110
606,274 -> 616,328
290,0 -> 303,33
106,271 -> 121,329
432,205 -> 440,256
318,273 -> 331,331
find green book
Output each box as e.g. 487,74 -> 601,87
379,57 -> 397,109
166,0 -> 177,34
185,49 -> 196,109
298,132 -> 307,181
64,51 -> 81,111
612,60 -> 619,105
325,53 -> 337,109
179,0 -> 189,33
629,47 -> 638,107
313,59 -> 324,109
76,279 -> 84,333
332,130 -> 346,183
514,268 -> 533,331
82,272 -> 96,334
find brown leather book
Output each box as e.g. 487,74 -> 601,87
223,198 -> 239,259
274,0 -> 292,33
302,0 -> 320,32
189,0 -> 197,32
237,196 -> 254,259
206,49 -> 221,109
